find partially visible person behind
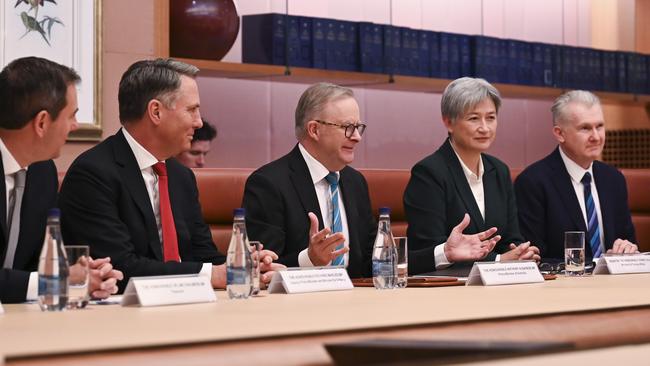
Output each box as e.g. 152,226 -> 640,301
0,56 -> 122,303
59,58 -> 282,292
404,77 -> 540,275
243,82 -> 375,278
176,119 -> 216,168
515,90 -> 638,260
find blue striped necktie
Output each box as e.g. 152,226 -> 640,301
325,172 -> 344,266
581,172 -> 602,258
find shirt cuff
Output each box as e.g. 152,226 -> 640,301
298,248 -> 329,267
199,263 -> 212,279
495,254 -> 501,262
26,272 -> 39,301
434,243 -> 453,269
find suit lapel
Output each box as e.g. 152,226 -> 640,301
288,145 -> 324,230
112,131 -> 163,260
593,162 -> 615,250
0,152 -> 7,259
549,148 -> 587,232
441,140 -> 485,229
481,158 -> 498,229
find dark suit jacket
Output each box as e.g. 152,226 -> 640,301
243,145 -> 375,278
0,156 -> 58,303
59,130 -> 224,291
404,139 -> 523,275
514,147 -> 636,259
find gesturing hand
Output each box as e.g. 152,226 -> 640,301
444,214 -> 501,262
306,212 -> 348,266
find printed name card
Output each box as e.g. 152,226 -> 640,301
268,267 -> 353,294
466,261 -> 544,286
594,255 -> 650,275
121,274 -> 216,307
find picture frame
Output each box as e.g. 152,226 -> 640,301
0,0 -> 102,141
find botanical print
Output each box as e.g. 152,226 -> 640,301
15,0 -> 63,46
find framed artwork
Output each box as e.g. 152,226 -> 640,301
0,0 -> 102,141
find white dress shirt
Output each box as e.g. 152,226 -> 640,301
297,144 -> 351,267
0,138 -> 37,300
122,128 -> 212,277
558,146 -> 605,256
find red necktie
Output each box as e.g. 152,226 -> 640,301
152,162 -> 181,262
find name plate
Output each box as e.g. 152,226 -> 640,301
594,255 -> 650,275
268,267 -> 353,294
121,274 -> 216,307
466,261 -> 544,286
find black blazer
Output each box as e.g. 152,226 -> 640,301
0,156 -> 58,303
243,145 -> 375,278
404,139 -> 523,274
514,147 -> 636,259
59,130 -> 224,291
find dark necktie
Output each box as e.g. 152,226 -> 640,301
325,172 -> 344,266
3,169 -> 26,269
152,162 -> 181,262
581,172 -> 602,258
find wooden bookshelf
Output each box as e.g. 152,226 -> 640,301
175,58 -> 650,103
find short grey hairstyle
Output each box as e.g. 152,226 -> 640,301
441,77 -> 501,123
118,58 -> 199,123
551,90 -> 601,126
294,82 -> 354,139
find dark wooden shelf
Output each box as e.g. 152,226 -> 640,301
176,58 -> 650,104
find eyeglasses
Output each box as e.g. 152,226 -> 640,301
315,120 -> 367,138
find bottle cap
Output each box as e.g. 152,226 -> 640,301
379,207 -> 391,215
233,208 -> 245,217
47,208 -> 61,218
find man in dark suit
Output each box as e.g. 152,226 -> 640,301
243,83 -> 375,278
0,57 -> 122,303
404,77 -> 539,275
515,90 -> 638,260
59,59 -> 281,291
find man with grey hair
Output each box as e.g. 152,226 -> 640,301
59,58 -> 282,291
404,77 -> 539,275
243,82 -> 375,277
515,90 -> 637,261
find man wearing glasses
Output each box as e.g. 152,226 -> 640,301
243,82 -> 375,278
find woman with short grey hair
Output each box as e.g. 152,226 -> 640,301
404,77 -> 540,275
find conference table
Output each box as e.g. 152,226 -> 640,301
1,274 -> 650,365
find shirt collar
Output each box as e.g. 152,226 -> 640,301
122,127 -> 160,170
558,146 -> 594,184
298,143 -> 337,184
0,138 -> 27,175
450,140 -> 484,181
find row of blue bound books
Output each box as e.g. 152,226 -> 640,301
241,13 -> 650,94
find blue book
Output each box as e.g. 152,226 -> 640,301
417,30 -> 430,77
312,17 -> 327,69
531,43 -> 554,87
588,49 -> 602,91
400,27 -> 419,76
242,13 -> 287,66
297,17 -> 313,67
439,32 -> 450,79
428,31 -> 441,78
519,42 -> 533,85
459,35 -> 472,77
577,47 -> 589,89
506,39 -> 520,84
601,50 -> 617,92
616,52 -> 627,92
496,38 -> 509,83
358,22 -> 383,73
286,16 -> 304,67
447,33 -> 461,79
383,25 -> 401,75
343,21 -> 359,71
324,19 -> 340,70
472,36 -> 489,81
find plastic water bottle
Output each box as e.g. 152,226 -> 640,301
372,207 -> 397,289
226,208 -> 253,299
38,208 -> 69,311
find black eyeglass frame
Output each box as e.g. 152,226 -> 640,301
314,119 -> 367,138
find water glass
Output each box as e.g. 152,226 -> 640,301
65,245 -> 90,309
394,237 -> 408,288
249,241 -> 262,295
564,231 -> 586,276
